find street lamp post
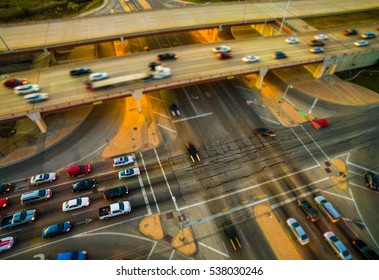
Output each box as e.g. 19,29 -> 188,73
279,0 -> 291,34
0,35 -> 10,51
277,84 -> 293,115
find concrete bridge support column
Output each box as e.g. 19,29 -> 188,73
132,89 -> 143,113
43,47 -> 56,65
328,55 -> 344,75
313,57 -> 335,79
26,112 -> 47,133
255,68 -> 268,89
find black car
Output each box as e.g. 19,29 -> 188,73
272,51 -> 287,59
297,199 -> 319,222
223,221 -> 241,251
343,29 -> 357,36
308,39 -> 324,46
0,183 -> 12,194
72,179 -> 97,192
186,143 -> 201,163
103,186 -> 129,200
352,239 -> 379,260
42,221 -> 72,238
156,53 -> 178,61
253,128 -> 276,137
216,52 -> 232,59
148,61 -> 161,71
70,68 -> 92,77
365,171 -> 379,190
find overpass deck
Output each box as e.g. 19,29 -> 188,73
0,0 -> 379,54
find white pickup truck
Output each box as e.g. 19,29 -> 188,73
98,201 -> 131,220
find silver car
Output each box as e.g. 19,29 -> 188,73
286,218 -> 309,245
14,84 -> 40,95
323,231 -> 352,260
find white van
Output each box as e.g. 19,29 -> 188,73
314,195 -> 341,223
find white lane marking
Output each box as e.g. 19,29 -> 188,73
301,126 -> 330,160
157,123 -> 177,133
139,152 -> 160,213
153,148 -> 178,211
221,241 -> 230,259
239,229 -> 249,247
320,190 -> 354,201
63,142 -> 107,169
349,170 -> 362,176
348,161 -> 379,175
199,242 -> 230,258
72,208 -> 93,216
349,181 -> 379,194
153,111 -> 171,118
172,112 -> 213,123
260,116 -> 280,125
291,128 -> 320,166
147,241 -> 157,260
169,250 -> 175,260
136,166 -> 152,215
184,87 -> 198,114
148,95 -> 164,102
179,165 -> 320,211
303,222 -> 318,240
349,188 -> 379,249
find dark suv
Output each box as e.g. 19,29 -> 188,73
103,186 -> 129,200
364,171 -> 379,190
72,179 -> 97,192
352,239 -> 379,260
297,199 -> 319,222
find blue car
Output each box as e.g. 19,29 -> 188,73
42,221 -> 72,238
56,250 -> 87,260
272,51 -> 287,59
170,103 -> 180,117
70,68 -> 92,77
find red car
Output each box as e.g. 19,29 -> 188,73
216,52 -> 232,59
2,78 -> 28,89
0,197 -> 10,209
311,119 -> 330,129
67,164 -> 91,177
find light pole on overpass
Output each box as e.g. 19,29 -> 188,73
277,84 -> 293,115
279,0 -> 291,34
0,35 -> 10,51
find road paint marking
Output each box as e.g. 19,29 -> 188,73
139,152 -> 160,213
63,142 -> 107,169
260,116 -> 280,125
148,95 -> 164,102
154,148 -> 178,211
349,170 -> 362,176
136,161 -> 152,215
349,188 -> 379,248
199,242 -> 230,258
169,250 -> 175,260
221,241 -> 230,259
342,217 -> 365,225
349,181 -> 379,194
320,190 -> 354,201
348,161 -> 379,175
153,111 -> 171,118
157,123 -> 177,133
239,229 -> 249,247
301,126 -> 330,160
184,87 -> 199,114
179,165 -> 320,211
147,241 -> 157,260
72,209 -> 93,216
291,128 -> 320,166
172,112 -> 213,123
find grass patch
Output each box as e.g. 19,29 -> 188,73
302,10 -> 379,29
0,0 -> 102,23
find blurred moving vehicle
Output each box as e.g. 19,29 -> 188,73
118,168 -> 140,179
314,34 -> 328,40
253,128 -> 276,137
308,39 -> 324,46
156,53 -> 178,61
113,155 -> 134,167
67,164 -> 91,177
103,186 -> 128,200
309,47 -> 324,53
72,179 -> 97,192
223,221 -> 241,251
342,29 -> 357,36
70,68 -> 92,76
272,51 -> 287,59
0,197 -> 10,209
0,236 -> 14,253
286,218 -> 309,245
24,93 -> 48,103
311,119 -> 330,129
30,172 -> 57,186
285,37 -> 299,44
241,55 -> 260,63
364,171 -> 379,190
62,197 -> 90,212
186,143 -> 201,163
148,61 -> 161,71
89,72 -> 108,81
3,78 -> 28,88
20,189 -> 53,205
42,221 -> 72,238
354,40 -> 369,47
216,52 -> 232,59
56,250 -> 87,260
297,199 -> 319,222
14,84 -> 40,95
323,231 -> 352,260
211,45 -> 231,53
314,195 -> 340,223
351,239 -> 379,260
0,183 -> 12,194
170,103 -> 180,117
360,32 -> 376,39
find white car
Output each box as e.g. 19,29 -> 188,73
309,47 -> 324,53
286,218 -> 309,245
323,231 -> 352,260
241,55 -> 260,63
89,72 -> 109,81
354,40 -> 369,47
14,84 -> 40,95
118,168 -> 140,179
0,236 -> 14,253
24,93 -> 49,103
285,37 -> 299,44
62,197 -> 90,212
211,45 -> 231,53
314,34 -> 328,40
113,155 -> 135,167
30,172 -> 57,186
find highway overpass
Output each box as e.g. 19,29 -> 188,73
1,0 -> 379,54
1,24 -> 378,132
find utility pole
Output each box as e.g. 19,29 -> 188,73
277,84 -> 293,115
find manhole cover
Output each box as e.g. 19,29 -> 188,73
325,161 -> 331,167
325,168 -> 332,173
166,212 -> 174,219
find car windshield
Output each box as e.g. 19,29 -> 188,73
342,250 -> 350,257
301,234 -> 308,241
56,223 -> 64,231
330,236 -> 339,243
118,203 -> 125,210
